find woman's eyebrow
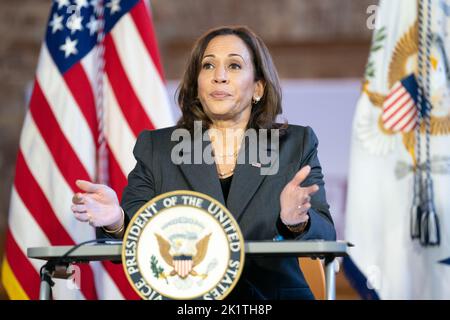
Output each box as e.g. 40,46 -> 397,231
202,53 -> 246,61
228,53 -> 245,61
202,54 -> 215,59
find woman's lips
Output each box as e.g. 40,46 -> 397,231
210,91 -> 231,99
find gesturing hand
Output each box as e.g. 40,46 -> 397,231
71,180 -> 123,229
280,165 -> 319,226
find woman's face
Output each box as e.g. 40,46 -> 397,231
197,35 -> 264,124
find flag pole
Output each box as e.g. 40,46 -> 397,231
94,1 -> 109,185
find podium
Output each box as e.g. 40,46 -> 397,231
28,240 -> 350,300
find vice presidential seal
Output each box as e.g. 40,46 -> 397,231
122,190 -> 245,300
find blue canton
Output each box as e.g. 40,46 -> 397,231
45,0 -> 139,74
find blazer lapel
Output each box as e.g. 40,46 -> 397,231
226,134 -> 279,221
176,131 -> 225,205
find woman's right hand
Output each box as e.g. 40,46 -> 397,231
71,180 -> 124,230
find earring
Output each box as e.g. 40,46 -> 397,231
252,96 -> 260,104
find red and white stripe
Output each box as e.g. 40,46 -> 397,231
382,81 -> 417,132
4,0 -> 174,300
174,259 -> 193,278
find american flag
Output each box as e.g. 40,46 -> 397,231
381,74 -> 419,132
1,0 -> 174,299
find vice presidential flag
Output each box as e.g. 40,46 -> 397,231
344,0 -> 450,299
1,0 -> 174,299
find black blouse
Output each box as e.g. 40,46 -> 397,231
219,174 -> 233,203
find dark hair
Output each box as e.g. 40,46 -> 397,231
176,25 -> 286,132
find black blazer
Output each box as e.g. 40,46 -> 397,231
114,124 -> 336,300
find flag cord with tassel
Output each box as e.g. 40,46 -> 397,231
412,0 -> 440,246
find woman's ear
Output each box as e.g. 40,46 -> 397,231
254,80 -> 265,100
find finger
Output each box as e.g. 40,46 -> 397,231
74,212 -> 90,222
298,211 -> 310,223
80,194 -> 95,205
72,193 -> 84,204
289,165 -> 311,186
304,184 -> 319,196
300,195 -> 311,205
71,204 -> 87,213
298,202 -> 311,214
75,180 -> 103,193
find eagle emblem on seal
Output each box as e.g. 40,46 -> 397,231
155,233 -> 211,279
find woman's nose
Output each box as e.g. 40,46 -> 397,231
213,67 -> 228,83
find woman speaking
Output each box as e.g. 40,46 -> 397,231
71,25 -> 336,299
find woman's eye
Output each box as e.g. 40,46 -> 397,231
229,63 -> 241,70
202,63 -> 214,69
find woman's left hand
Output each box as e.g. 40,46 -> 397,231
279,165 -> 319,226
